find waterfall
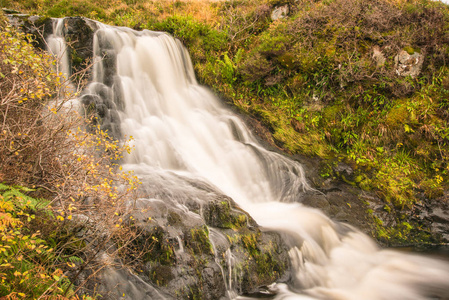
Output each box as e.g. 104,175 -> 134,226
46,19 -> 75,96
69,21 -> 449,299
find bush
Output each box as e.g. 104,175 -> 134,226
0,184 -> 74,299
0,15 -> 142,298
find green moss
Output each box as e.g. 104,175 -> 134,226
385,104 -> 410,128
403,46 -> 420,55
186,226 -> 213,256
167,210 -> 182,226
142,227 -> 176,265
150,265 -> 174,287
367,209 -> 436,246
33,16 -> 51,27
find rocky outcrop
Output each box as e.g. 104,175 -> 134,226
395,48 -> 424,78
6,14 -> 53,50
6,15 -> 97,78
271,5 -> 289,21
73,181 -> 291,300
117,175 -> 291,299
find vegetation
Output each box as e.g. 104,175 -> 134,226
0,13 -> 143,298
0,184 -> 74,298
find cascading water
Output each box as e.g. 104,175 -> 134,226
46,19 -> 75,96
66,20 -> 449,299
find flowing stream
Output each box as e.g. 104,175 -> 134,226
49,20 -> 449,299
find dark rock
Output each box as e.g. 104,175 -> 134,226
333,162 -> 354,179
412,192 -> 449,244
6,15 -> 53,50
7,16 -> 97,81
2,8 -> 21,14
62,17 -> 97,74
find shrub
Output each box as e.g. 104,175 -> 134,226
0,15 -> 142,298
0,184 -> 75,298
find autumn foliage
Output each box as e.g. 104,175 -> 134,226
0,15 -> 141,298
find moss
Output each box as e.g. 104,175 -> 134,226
185,226 -> 213,256
277,52 -> 297,69
241,232 -> 259,256
186,284 -> 203,300
367,210 -> 436,247
228,230 -> 288,286
70,49 -> 84,69
33,16 -> 51,28
150,265 -> 174,287
403,46 -> 421,55
46,0 -> 107,19
167,210 -> 182,226
385,104 -> 410,127
204,199 -> 250,230
142,226 -> 176,265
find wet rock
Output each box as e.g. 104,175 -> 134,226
6,15 -> 53,50
7,16 -> 97,79
62,17 -> 98,73
109,176 -> 291,299
79,264 -> 170,300
81,82 -> 122,138
412,192 -> 449,244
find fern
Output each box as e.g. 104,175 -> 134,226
0,183 -> 49,211
68,256 -> 84,264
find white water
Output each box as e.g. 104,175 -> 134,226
81,24 -> 449,299
47,19 -> 75,96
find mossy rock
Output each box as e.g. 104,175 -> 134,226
203,197 -> 255,230
185,225 -> 213,255
150,265 -> 174,287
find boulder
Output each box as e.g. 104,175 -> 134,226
271,5 -> 289,21
62,17 -> 98,73
6,14 -> 53,50
395,48 -> 424,78
119,183 -> 291,299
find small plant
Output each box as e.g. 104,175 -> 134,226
0,184 -> 75,298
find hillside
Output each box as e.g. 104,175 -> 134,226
2,0 -> 449,298
4,0 -> 449,245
